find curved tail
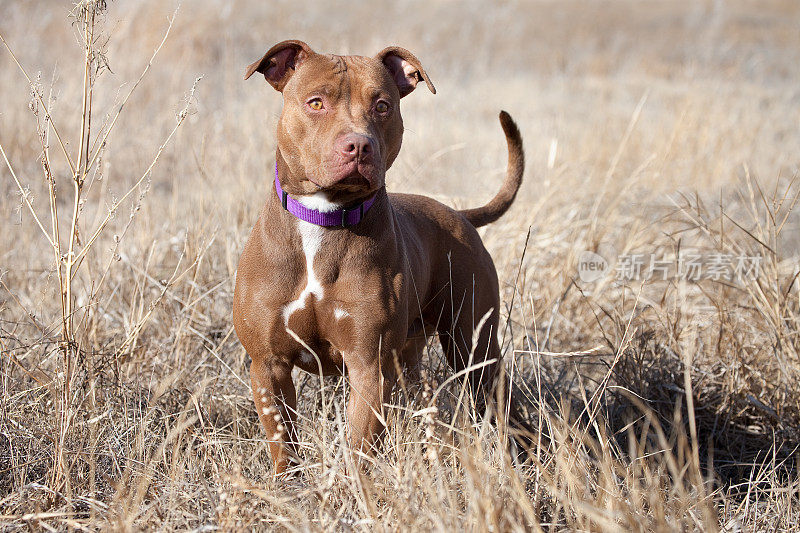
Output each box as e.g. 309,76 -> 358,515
459,111 -> 525,228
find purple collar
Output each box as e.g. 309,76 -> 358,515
274,164 -> 377,227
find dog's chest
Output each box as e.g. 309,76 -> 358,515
278,220 -> 356,368
282,220 -> 326,323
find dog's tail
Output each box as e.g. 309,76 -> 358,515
459,111 -> 525,228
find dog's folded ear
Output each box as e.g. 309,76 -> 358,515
375,46 -> 436,98
245,40 -> 315,91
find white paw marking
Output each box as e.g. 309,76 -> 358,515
282,219 -> 326,325
333,308 -> 350,320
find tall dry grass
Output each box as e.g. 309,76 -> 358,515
1,0 -> 798,530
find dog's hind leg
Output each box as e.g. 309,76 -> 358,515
437,300 -> 501,417
399,318 -> 427,382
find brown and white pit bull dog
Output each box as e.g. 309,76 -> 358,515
233,40 -> 524,474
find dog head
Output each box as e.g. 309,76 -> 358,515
246,40 -> 435,203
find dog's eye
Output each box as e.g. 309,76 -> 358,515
375,100 -> 390,114
307,98 -> 324,111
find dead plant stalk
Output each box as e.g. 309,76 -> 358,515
0,0 -> 189,496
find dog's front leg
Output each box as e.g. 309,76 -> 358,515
344,353 -> 395,456
250,356 -> 298,476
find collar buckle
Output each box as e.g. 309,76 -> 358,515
341,202 -> 365,227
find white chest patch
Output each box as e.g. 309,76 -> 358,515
282,193 -> 342,327
282,219 -> 325,325
298,191 -> 342,213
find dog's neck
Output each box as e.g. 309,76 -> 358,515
273,158 -> 383,228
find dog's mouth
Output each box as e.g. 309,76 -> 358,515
322,163 -> 377,190
337,173 -> 371,188
310,172 -> 371,192
311,156 -> 383,193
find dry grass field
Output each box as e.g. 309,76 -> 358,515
1,0 -> 799,530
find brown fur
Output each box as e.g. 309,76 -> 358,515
233,40 -> 524,474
